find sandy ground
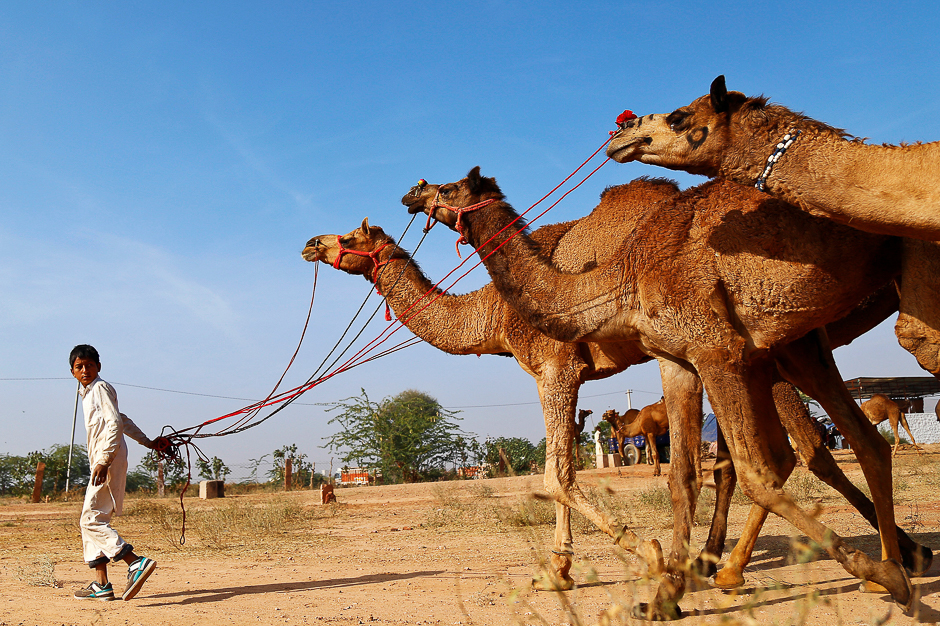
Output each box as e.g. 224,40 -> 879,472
3,446 -> 940,626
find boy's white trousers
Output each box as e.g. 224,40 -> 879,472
81,440 -> 129,565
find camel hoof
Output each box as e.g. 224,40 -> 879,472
631,601 -> 683,621
902,544 -> 933,577
712,567 -> 745,590
860,559 -> 914,613
531,572 -> 574,592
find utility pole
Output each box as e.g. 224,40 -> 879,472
65,380 -> 80,494
626,389 -> 633,410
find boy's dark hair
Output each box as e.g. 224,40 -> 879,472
69,344 -> 100,368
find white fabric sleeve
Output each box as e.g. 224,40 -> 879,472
120,413 -> 152,448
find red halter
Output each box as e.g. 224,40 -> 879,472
424,191 -> 498,257
331,239 -> 394,320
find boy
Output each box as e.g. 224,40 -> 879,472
69,344 -> 157,601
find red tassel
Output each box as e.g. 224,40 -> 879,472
385,303 -> 392,322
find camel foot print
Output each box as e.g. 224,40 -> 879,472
902,544 -> 933,577
531,572 -> 575,592
631,601 -> 683,621
712,567 -> 745,590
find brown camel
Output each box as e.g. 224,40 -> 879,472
574,408 -> 592,467
605,77 -> 940,380
605,75 -> 940,241
302,217 -> 929,603
860,393 -> 918,456
603,398 -> 669,476
403,169 -> 916,617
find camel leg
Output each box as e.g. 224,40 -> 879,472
699,349 -> 912,610
891,417 -> 902,457
774,380 -> 933,575
633,357 -> 703,621
774,331 -> 913,606
694,429 -> 736,578
898,412 -> 920,454
649,431 -> 662,476
534,370 -> 662,590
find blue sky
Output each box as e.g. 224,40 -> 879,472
3,2 -> 940,479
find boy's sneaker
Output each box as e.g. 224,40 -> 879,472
122,556 -> 156,601
74,581 -> 116,601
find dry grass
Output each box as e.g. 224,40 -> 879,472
12,554 -> 58,587
125,495 -> 314,551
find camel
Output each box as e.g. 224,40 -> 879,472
403,169 -> 918,617
302,217 -> 929,605
860,393 -> 917,456
605,77 -> 940,381
574,408 -> 592,467
603,398 -> 669,476
605,75 -> 940,241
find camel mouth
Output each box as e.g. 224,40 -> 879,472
301,236 -> 328,262
605,136 -> 653,163
401,193 -> 425,214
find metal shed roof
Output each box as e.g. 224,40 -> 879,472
843,377 -> 940,400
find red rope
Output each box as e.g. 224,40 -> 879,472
163,135 -> 612,441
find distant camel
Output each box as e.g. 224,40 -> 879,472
860,394 -> 917,456
574,409 -> 592,467
603,398 -> 669,476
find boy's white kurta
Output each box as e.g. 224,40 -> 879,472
79,376 -> 151,564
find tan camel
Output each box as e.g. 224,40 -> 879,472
860,393 -> 917,456
403,169 -> 916,617
603,398 -> 669,476
574,408 -> 592,467
605,75 -> 940,241
605,77 -> 940,381
302,218 -> 929,604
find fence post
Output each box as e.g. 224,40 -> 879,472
31,462 -> 46,503
284,458 -> 293,491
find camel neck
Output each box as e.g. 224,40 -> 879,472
372,257 -> 510,356
460,201 -> 635,344
733,132 -> 940,240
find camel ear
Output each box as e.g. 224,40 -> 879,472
710,75 -> 729,114
467,166 -> 484,193
361,217 -> 370,235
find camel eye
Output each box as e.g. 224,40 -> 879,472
665,109 -> 692,133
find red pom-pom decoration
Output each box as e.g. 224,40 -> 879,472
616,110 -> 637,125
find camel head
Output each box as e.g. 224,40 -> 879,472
601,409 -> 617,423
606,75 -> 756,176
607,76 -> 848,185
401,166 -> 505,232
302,217 -> 399,282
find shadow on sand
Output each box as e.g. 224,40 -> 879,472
140,570 -> 445,606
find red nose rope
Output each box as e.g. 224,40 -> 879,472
333,239 -> 394,320
424,192 -> 499,258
